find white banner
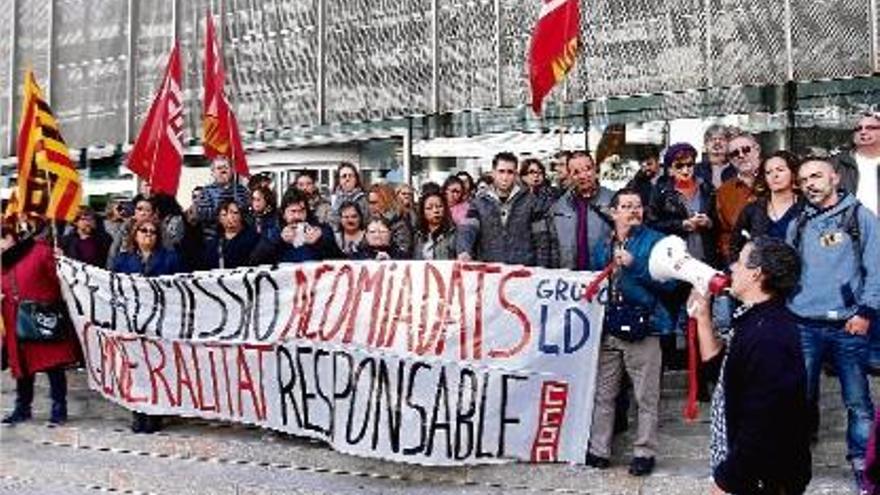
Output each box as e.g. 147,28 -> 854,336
57,257 -> 605,465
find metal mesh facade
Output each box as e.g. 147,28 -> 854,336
0,0 -> 12,154
325,0 -> 432,122
1,0 -> 878,157
53,0 -> 128,148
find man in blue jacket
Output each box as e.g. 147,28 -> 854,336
584,188 -> 677,476
787,157 -> 880,492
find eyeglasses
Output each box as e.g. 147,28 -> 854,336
728,146 -> 752,159
673,162 -> 695,170
137,228 -> 158,235
854,125 -> 880,133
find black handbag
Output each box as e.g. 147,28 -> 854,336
603,262 -> 651,342
10,270 -> 68,342
603,301 -> 651,342
16,301 -> 68,342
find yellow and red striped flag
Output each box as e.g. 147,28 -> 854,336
10,70 -> 81,222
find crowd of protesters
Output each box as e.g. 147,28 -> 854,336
2,111 -> 880,494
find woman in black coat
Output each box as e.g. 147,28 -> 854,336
729,151 -> 804,261
690,237 -> 811,495
203,199 -> 276,269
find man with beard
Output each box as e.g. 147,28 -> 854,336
787,158 -> 880,493
457,152 -> 554,267
716,131 -> 760,265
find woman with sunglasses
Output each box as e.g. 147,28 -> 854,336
353,217 -> 406,261
648,142 -> 720,402
648,142 -> 719,267
730,151 -> 804,260
111,217 -> 183,433
519,158 -> 559,215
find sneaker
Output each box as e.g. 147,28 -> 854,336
628,456 -> 655,476
584,452 -> 610,469
1,407 -> 32,425
48,402 -> 67,425
851,459 -> 867,494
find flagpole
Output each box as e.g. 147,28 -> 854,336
40,164 -> 60,251
558,79 -> 568,153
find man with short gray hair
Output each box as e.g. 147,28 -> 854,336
695,124 -> 736,188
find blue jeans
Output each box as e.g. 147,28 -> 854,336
800,320 -> 875,461
868,316 -> 880,372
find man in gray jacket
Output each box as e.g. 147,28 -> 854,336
787,157 -> 880,491
456,152 -> 553,267
548,151 -> 614,270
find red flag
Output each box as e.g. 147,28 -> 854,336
128,43 -> 184,195
528,0 -> 581,114
203,12 -> 249,177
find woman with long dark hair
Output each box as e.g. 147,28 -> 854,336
413,190 -> 457,260
730,151 -> 803,260
334,201 -> 366,258
203,199 -> 276,269
250,185 -> 280,242
329,162 -> 368,229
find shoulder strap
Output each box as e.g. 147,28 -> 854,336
792,209 -> 811,252
841,202 -> 861,242
588,202 -> 613,227
841,203 -> 863,272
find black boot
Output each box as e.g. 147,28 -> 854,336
131,412 -> 149,433
2,377 -> 34,425
47,369 -> 68,425
49,401 -> 67,425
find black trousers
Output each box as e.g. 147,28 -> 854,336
14,367 -> 67,409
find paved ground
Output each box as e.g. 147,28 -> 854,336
0,369 -> 863,494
